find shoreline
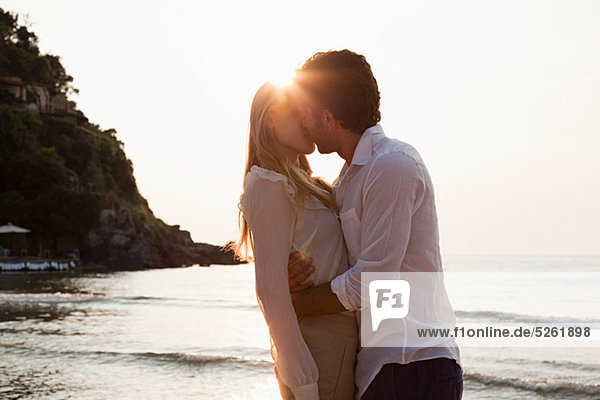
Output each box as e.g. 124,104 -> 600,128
0,258 -> 229,273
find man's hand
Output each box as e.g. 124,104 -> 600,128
287,252 -> 346,316
288,252 -> 316,293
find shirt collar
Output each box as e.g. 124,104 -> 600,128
350,124 -> 384,166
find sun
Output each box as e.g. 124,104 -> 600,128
270,68 -> 295,88
253,56 -> 302,89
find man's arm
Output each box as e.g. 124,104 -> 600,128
287,252 -> 346,315
291,279 -> 347,316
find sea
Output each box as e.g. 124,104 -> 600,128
1,255 -> 599,399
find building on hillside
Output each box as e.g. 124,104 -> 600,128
0,76 -> 87,123
0,222 -> 80,260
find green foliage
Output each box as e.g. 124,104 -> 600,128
0,190 -> 32,225
0,105 -> 146,236
0,8 -> 151,239
0,102 -> 39,158
32,187 -> 103,235
3,148 -> 69,199
0,8 -> 78,96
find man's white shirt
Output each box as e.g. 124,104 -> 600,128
329,124 -> 461,400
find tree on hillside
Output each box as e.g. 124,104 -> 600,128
0,8 -> 78,97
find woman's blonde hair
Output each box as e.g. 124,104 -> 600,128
227,81 -> 337,262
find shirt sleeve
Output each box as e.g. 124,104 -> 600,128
240,175 -> 320,400
330,152 -> 425,311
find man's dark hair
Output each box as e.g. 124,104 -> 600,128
296,49 -> 381,134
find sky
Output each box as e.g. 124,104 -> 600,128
3,0 -> 599,255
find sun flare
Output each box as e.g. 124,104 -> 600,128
270,69 -> 295,88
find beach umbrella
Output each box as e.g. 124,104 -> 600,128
0,222 -> 31,233
0,222 -> 31,256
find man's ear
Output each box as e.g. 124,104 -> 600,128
322,109 -> 335,130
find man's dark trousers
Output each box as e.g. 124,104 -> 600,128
361,357 -> 463,400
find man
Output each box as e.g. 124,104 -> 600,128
287,50 -> 463,400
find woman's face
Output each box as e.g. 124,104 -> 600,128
268,96 -> 315,158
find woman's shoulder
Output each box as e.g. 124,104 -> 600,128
246,165 -> 287,183
244,166 -> 295,198
239,166 -> 296,217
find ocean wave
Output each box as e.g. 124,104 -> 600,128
133,351 -> 274,368
455,310 -> 600,324
110,295 -> 177,302
1,343 -> 275,370
473,355 -> 600,374
464,371 -> 600,396
202,303 -> 260,310
0,292 -> 179,304
0,292 -> 105,303
541,359 -> 600,373
72,349 -> 275,370
0,292 -> 266,312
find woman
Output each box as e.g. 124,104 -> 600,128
232,82 -> 358,400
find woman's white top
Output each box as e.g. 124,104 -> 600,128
238,165 -> 351,400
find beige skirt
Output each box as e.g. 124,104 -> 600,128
275,311 -> 359,400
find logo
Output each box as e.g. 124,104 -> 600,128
369,279 -> 410,331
